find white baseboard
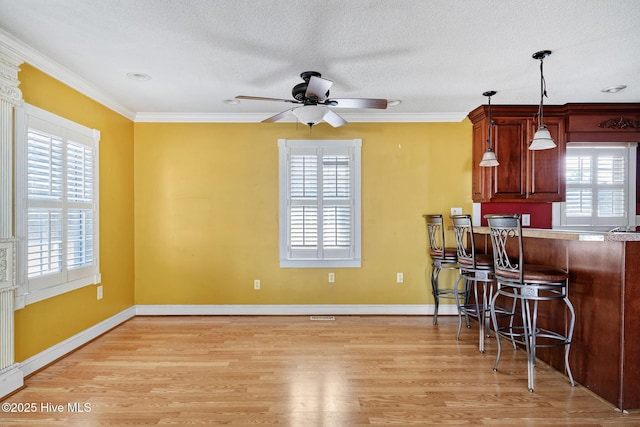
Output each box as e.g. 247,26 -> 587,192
135,304 -> 458,316
18,306 -> 136,378
0,365 -> 24,399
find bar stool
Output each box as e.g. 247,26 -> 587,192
423,214 -> 458,325
485,213 -> 576,392
451,214 -> 499,353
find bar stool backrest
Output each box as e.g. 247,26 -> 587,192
451,214 -> 478,268
423,214 -> 447,259
485,214 -> 524,283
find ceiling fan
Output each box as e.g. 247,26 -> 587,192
236,71 -> 388,128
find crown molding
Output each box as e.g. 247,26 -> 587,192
134,112 -> 275,123
0,28 -> 135,120
134,111 -> 468,123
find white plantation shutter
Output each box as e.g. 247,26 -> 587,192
322,155 -> 351,251
279,139 -> 361,268
27,130 -> 64,200
27,209 -> 63,280
67,209 -> 95,269
66,141 -> 96,273
67,142 -> 95,203
562,145 -> 635,227
290,155 -> 319,250
16,104 -> 100,301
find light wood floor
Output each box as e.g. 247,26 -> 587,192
2,315 -> 638,426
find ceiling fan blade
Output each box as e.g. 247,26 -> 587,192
323,109 -> 348,128
305,76 -> 333,101
236,95 -> 299,104
326,98 -> 388,109
262,109 -> 293,123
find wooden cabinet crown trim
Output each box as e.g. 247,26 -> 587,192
469,103 -> 640,125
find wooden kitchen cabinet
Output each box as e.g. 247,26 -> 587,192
525,115 -> 565,201
471,119 -> 489,201
564,103 -> 640,143
468,105 -> 565,203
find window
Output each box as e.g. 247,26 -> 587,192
15,104 -> 100,304
558,144 -> 637,228
279,139 -> 361,268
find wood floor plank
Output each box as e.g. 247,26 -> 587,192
1,315 -> 638,425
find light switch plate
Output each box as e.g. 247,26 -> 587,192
522,214 -> 531,226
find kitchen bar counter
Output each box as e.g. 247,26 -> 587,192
473,228 -> 640,411
474,226 -> 640,241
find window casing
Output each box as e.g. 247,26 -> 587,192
279,139 -> 361,268
557,144 -> 637,229
15,104 -> 100,304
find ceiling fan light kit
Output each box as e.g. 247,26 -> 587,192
292,105 -> 327,127
236,71 -> 388,128
529,49 -> 557,151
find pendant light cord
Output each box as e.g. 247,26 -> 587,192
487,94 -> 493,149
538,59 -> 548,127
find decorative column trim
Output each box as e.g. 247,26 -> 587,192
0,41 -> 24,398
0,44 -> 22,239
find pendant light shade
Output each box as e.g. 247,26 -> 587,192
530,125 -> 556,150
529,50 -> 556,150
479,147 -> 499,167
479,90 -> 499,167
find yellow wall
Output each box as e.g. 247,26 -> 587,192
134,121 -> 472,305
14,65 -> 135,361
12,64 -> 473,361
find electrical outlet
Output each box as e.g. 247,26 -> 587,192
328,272 -> 335,283
396,272 -> 404,283
522,214 -> 531,226
254,279 -> 261,290
97,285 -> 103,300
451,207 -> 462,215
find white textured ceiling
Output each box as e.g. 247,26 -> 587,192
0,0 -> 638,122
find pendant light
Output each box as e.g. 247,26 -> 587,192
529,50 -> 556,150
479,90 -> 499,167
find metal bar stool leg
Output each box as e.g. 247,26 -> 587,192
564,295 -> 576,387
523,298 -> 536,392
431,262 -> 440,325
476,281 -> 486,353
464,278 -> 472,328
455,274 -> 465,339
491,289 -> 503,371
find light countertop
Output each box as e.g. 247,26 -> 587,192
473,227 -> 640,242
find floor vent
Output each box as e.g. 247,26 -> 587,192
309,315 -> 336,321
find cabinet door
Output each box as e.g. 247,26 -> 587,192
490,118 -> 529,201
527,116 -> 565,201
472,121 -> 489,202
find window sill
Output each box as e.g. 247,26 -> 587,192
280,259 -> 362,268
15,273 -> 101,309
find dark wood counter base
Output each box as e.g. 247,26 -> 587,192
475,231 -> 640,410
